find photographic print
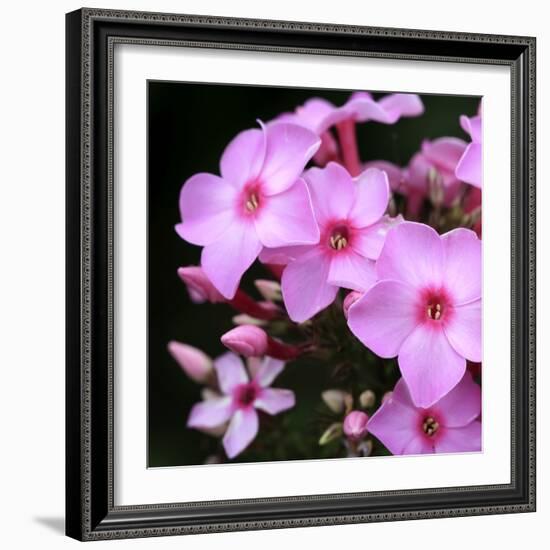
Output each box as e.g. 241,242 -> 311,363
148,82 -> 482,467
66,10 -> 535,539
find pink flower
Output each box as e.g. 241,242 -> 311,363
348,222 -> 481,408
187,353 -> 295,458
221,325 -> 302,360
276,93 -> 424,174
278,93 -> 424,135
167,341 -> 214,384
405,138 -> 467,215
455,114 -> 482,188
281,162 -> 390,322
343,410 -> 369,441
367,373 -> 481,455
176,122 -> 321,299
343,92 -> 424,124
261,213 -> 403,270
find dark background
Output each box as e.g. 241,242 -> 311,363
148,81 -> 479,467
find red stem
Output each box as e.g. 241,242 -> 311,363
336,119 -> 361,176
264,263 -> 285,280
229,290 -> 279,321
266,338 -> 302,361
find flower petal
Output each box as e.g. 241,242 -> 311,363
246,357 -> 262,379
363,160 -> 405,192
432,372 -> 481,428
347,281 -> 419,358
260,123 -> 320,195
455,142 -> 482,188
348,168 -> 390,227
390,377 -> 416,408
376,221 -> 444,289
445,299 -> 482,362
187,396 -> 233,428
435,421 -> 481,453
220,128 -> 265,188
258,244 -> 311,265
375,93 -> 425,123
254,388 -> 295,415
399,323 -> 466,408
213,352 -> 248,394
442,228 -> 482,304
254,357 -> 285,387
327,250 -> 377,292
367,396 -> 420,455
422,137 -> 467,174
281,248 -> 338,322
176,174 -> 237,246
290,97 -> 338,133
222,408 -> 259,459
314,131 -> 339,165
406,152 -> 430,194
254,179 -> 320,247
201,219 -> 262,299
402,436 -> 434,455
351,215 -> 404,260
305,162 -> 356,226
460,114 -> 482,143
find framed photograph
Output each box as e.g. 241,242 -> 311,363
66,8 -> 536,541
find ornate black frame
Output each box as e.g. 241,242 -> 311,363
66,7 -> 536,541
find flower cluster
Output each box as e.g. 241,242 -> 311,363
170,91 -> 482,462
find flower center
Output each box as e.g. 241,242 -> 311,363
422,416 -> 440,437
245,191 -> 260,213
235,383 -> 258,408
329,226 -> 349,250
427,302 -> 443,321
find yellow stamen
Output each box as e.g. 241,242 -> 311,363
330,233 -> 348,250
427,303 -> 443,321
423,416 -> 439,436
245,193 -> 259,212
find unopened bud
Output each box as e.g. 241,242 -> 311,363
343,410 -> 369,441
359,389 -> 376,409
428,167 -> 444,206
232,314 -> 267,327
254,279 -> 282,302
168,341 -> 214,384
322,389 -> 351,414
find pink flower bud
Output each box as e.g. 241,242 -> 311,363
167,341 -> 214,384
343,410 -> 369,441
221,325 -> 302,360
221,325 -> 268,357
343,290 -> 363,319
177,266 -> 224,303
